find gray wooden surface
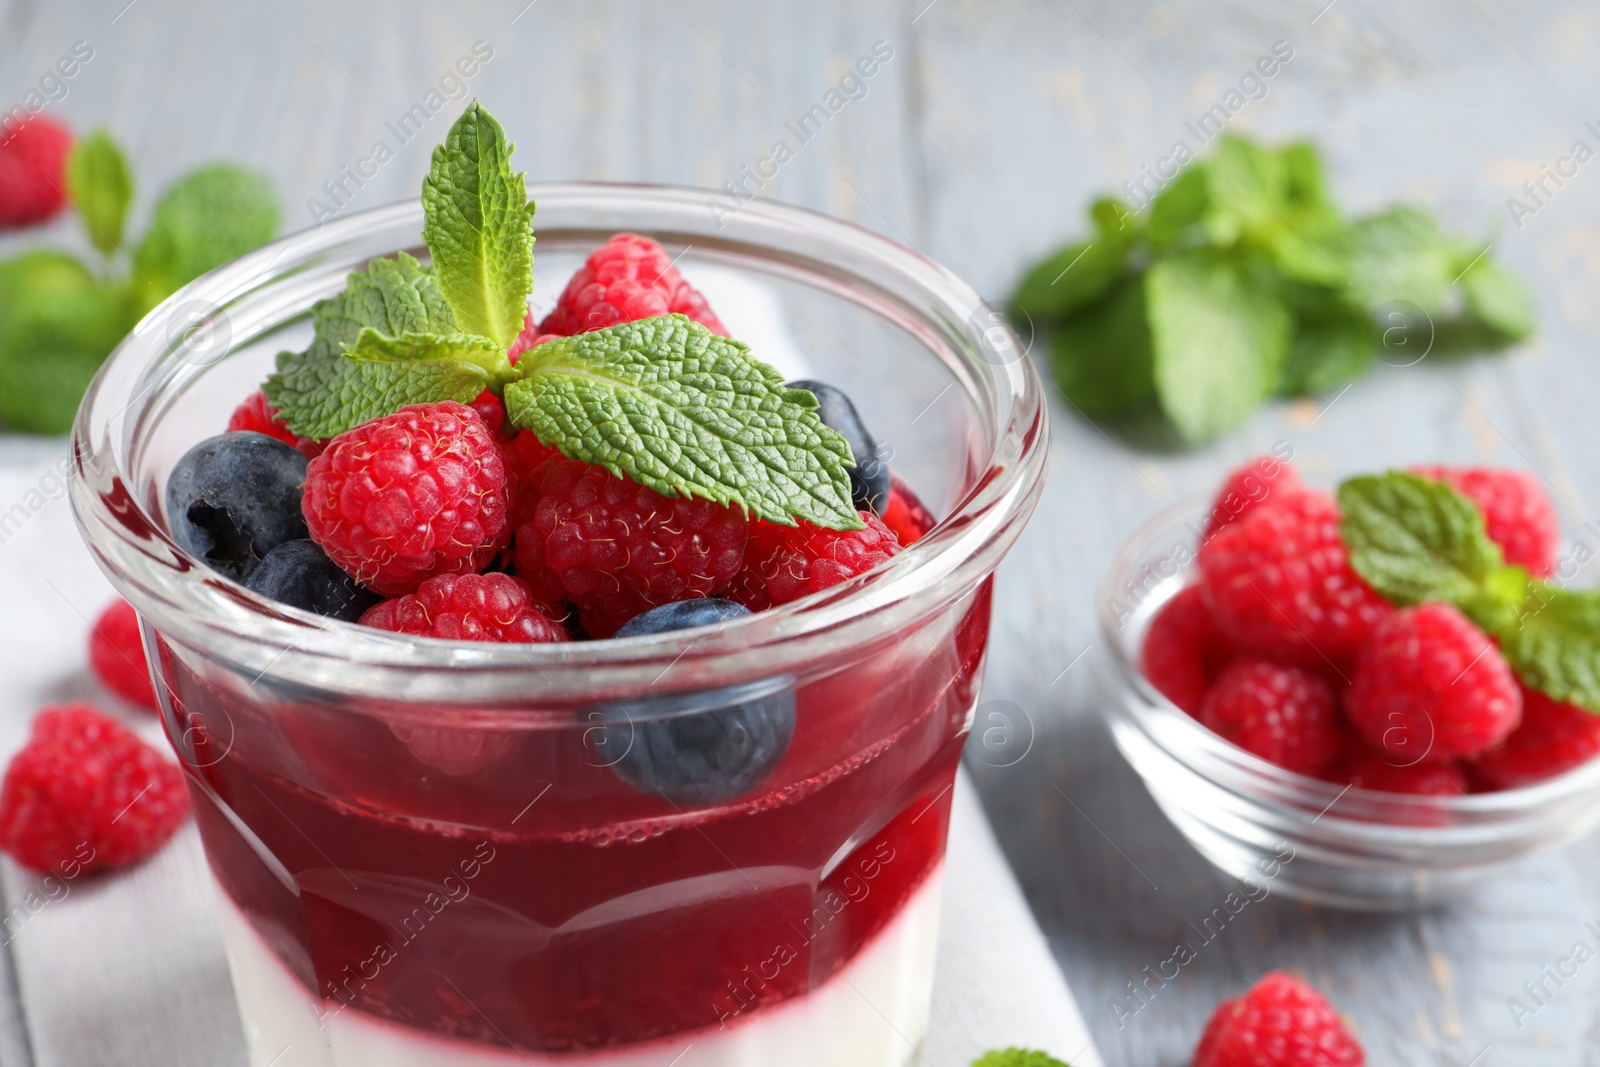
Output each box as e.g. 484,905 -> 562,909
3,0 -> 1599,1063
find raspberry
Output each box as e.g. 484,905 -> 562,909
1140,583 -> 1233,715
0,117 -> 71,227
880,475 -> 937,546
1199,490 -> 1391,667
1412,465 -> 1559,577
512,457 -> 748,636
1198,657 -> 1343,776
1194,972 -> 1365,1067
536,233 -> 728,337
507,309 -> 562,362
226,389 -> 324,457
1472,686 -> 1600,789
360,572 -> 567,643
303,401 -> 510,597
1204,454 -> 1303,537
0,705 -> 190,873
727,512 -> 901,612
1333,745 -> 1467,796
88,599 -> 157,712
1345,603 -> 1521,764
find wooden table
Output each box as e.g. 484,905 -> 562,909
4,1 -> 1598,1063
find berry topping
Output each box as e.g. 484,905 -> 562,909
880,475 -> 938,546
787,379 -> 890,513
605,598 -> 795,803
88,599 -> 157,712
1193,972 -> 1365,1067
1204,453 -> 1303,537
302,401 -> 510,597
166,432 -> 310,582
511,456 -> 748,637
727,511 -> 901,612
1332,745 -> 1467,796
1199,490 -> 1390,667
536,233 -> 727,337
1472,686 -> 1600,789
1345,603 -> 1521,763
0,117 -> 72,227
226,389 -> 324,457
1411,464 -> 1559,577
360,572 -> 567,644
1140,583 -> 1233,715
0,705 -> 190,873
245,539 -> 380,622
1197,657 -> 1343,776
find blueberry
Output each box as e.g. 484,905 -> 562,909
245,539 -> 378,622
788,379 -> 890,514
166,432 -> 309,581
604,599 -> 796,804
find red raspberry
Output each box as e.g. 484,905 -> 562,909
360,572 -> 567,643
1472,686 -> 1600,789
1194,972 -> 1365,1067
88,599 -> 157,712
512,457 -> 749,636
880,475 -> 937,546
0,117 -> 71,227
1412,465 -> 1559,577
728,512 -> 901,612
226,389 -> 325,458
1345,603 -> 1521,764
303,401 -> 510,597
1333,745 -> 1467,796
1200,490 -> 1391,667
1204,454 -> 1304,537
0,705 -> 190,873
536,233 -> 728,337
1141,583 -> 1233,715
507,309 -> 562,362
1198,657 -> 1343,776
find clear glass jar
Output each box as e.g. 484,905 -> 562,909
1099,497 -> 1600,912
70,185 -> 1048,1066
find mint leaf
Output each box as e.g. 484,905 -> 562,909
1334,207 -> 1456,312
972,1049 -> 1072,1067
1501,584 -> 1600,713
1050,274 -> 1154,416
1147,248 -> 1291,442
344,328 -> 508,378
421,101 -> 535,351
505,314 -> 862,530
1280,308 -> 1372,395
1149,165 -> 1209,248
1202,134 -> 1289,244
1013,199 -> 1139,324
134,164 -> 277,297
1337,472 -> 1507,608
65,130 -> 133,255
1460,257 -> 1535,341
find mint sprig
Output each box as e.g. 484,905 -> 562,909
972,1050 -> 1073,1067
1340,470 -> 1600,713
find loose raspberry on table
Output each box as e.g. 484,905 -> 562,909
1411,465 -> 1559,577
880,475 -> 937,546
536,233 -> 728,337
727,511 -> 902,613
1204,454 -> 1304,538
303,401 -> 510,597
512,457 -> 749,637
0,705 -> 190,873
1141,583 -> 1234,716
1333,744 -> 1467,796
0,117 -> 72,227
89,599 -> 157,712
1472,686 -> 1600,790
1199,490 -> 1391,667
361,572 -> 567,644
1193,971 -> 1365,1067
226,389 -> 324,458
1198,657 -> 1343,776
1344,603 -> 1521,764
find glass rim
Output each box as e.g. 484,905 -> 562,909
70,182 -> 1049,698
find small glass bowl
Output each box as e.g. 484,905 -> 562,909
1097,496 -> 1600,911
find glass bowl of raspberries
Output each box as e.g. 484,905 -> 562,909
68,105 -> 1047,1066
1101,452 -> 1600,911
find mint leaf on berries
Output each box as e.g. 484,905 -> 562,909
1500,584 -> 1600,713
972,1050 -> 1073,1067
505,314 -> 863,530
344,328 -> 509,378
421,100 -> 535,351
1338,472 -> 1509,609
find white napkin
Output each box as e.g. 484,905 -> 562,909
0,450 -> 1100,1067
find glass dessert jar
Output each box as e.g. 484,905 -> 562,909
71,184 -> 1048,1066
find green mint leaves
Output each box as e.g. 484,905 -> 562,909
972,1050 -> 1073,1067
1339,471 -> 1600,712
133,164 -> 279,308
505,315 -> 861,529
65,131 -> 133,255
1017,134 -> 1534,444
421,101 -> 535,350
268,101 -> 863,531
